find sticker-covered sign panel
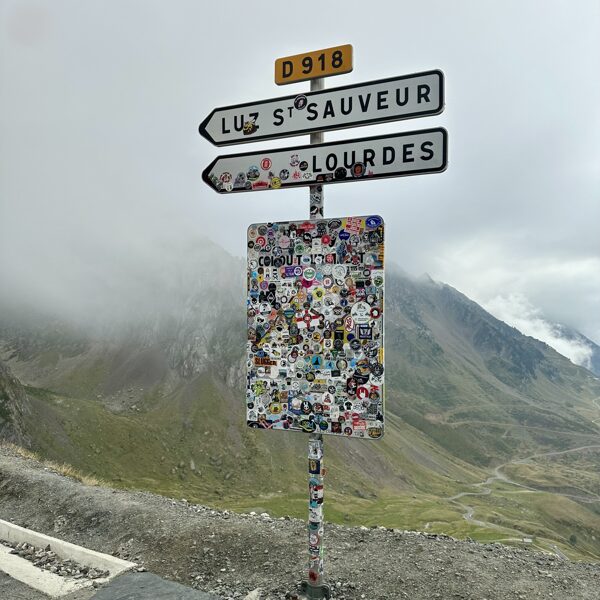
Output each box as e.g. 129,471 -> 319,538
246,216 -> 385,439
203,128 -> 447,194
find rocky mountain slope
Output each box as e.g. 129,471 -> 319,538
556,324 -> 600,376
1,242 -> 600,560
1,447 -> 600,600
0,361 -> 31,446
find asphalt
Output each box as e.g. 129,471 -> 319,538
91,573 -> 220,600
0,570 -> 49,600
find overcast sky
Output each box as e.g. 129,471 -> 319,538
1,1 -> 599,358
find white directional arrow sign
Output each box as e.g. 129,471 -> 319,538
202,128 -> 447,194
199,71 -> 444,147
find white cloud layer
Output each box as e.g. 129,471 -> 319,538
484,293 -> 594,369
432,236 -> 600,345
0,1 -> 598,345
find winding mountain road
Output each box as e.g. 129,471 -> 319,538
446,398 -> 600,553
592,397 -> 600,425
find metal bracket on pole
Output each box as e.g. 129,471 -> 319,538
301,77 -> 331,600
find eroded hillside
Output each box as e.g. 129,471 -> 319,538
1,244 -> 600,560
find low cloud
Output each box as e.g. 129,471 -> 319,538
432,237 -> 600,346
484,293 -> 594,369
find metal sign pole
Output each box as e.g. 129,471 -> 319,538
309,77 -> 324,219
301,78 -> 331,600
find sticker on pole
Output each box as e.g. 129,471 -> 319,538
246,216 -> 385,439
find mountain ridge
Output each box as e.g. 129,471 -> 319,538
1,241 -> 600,560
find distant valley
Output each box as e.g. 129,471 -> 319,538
1,242 -> 600,561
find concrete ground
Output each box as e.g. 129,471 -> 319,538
0,570 -> 220,600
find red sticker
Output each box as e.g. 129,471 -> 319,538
357,386 -> 369,400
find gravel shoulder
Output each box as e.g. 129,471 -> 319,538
1,447 -> 599,600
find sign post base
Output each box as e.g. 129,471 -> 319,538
300,581 -> 332,600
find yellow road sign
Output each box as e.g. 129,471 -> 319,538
275,45 -> 353,85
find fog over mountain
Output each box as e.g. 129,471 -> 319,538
485,294 -> 600,372
1,231 -> 597,376
3,237 -> 600,562
1,0 -> 599,346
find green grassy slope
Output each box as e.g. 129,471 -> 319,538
2,266 -> 600,560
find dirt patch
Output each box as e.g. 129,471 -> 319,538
1,447 -> 599,600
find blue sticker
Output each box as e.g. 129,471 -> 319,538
366,216 -> 382,229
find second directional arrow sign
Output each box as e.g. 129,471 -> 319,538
199,70 -> 444,146
202,128 -> 447,194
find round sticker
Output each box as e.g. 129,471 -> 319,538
356,386 -> 369,400
350,339 -> 361,351
294,95 -> 308,110
366,215 -> 383,228
261,158 -> 272,170
299,161 -> 309,171
303,267 -> 316,281
351,162 -> 365,178
371,363 -> 384,377
332,265 -> 346,279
